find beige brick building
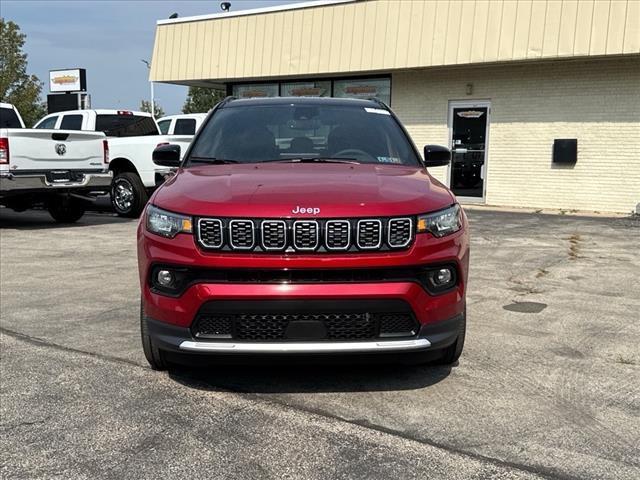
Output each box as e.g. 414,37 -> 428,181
150,0 -> 640,214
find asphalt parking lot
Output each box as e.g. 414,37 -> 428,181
1,208 -> 638,480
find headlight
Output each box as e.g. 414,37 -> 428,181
416,204 -> 462,237
145,205 -> 192,238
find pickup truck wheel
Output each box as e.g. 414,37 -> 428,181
435,311 -> 466,366
112,172 -> 148,218
140,301 -> 168,371
47,198 -> 85,223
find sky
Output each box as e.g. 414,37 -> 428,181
2,0 -> 294,115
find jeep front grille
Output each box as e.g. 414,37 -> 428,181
229,220 -> 255,249
261,220 -> 287,250
356,219 -> 382,249
293,220 -> 319,251
195,217 -> 414,253
325,220 -> 350,250
388,218 -> 413,248
197,218 -> 223,248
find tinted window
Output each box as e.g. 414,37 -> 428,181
188,104 -> 420,166
60,114 -> 83,130
95,115 -> 159,137
0,107 -> 23,128
36,116 -> 58,129
232,83 -> 278,98
281,81 -> 331,97
157,119 -> 171,134
174,118 -> 197,135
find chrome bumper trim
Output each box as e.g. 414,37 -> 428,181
0,172 -> 112,192
179,338 -> 431,354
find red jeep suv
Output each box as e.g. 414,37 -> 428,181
138,97 -> 469,370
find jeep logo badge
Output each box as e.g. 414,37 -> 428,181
292,206 -> 320,215
55,144 -> 67,156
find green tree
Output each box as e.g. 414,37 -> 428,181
182,86 -> 225,114
0,19 -> 46,127
140,99 -> 164,119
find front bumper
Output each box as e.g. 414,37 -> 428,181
0,171 -> 112,194
146,313 -> 463,355
181,339 -> 431,353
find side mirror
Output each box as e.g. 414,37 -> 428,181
423,145 -> 451,167
153,144 -> 181,167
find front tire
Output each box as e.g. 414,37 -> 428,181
111,172 -> 148,218
435,311 -> 466,365
48,197 -> 85,223
140,301 -> 168,371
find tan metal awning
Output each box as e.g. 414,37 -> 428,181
150,0 -> 640,85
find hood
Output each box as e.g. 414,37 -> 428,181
152,163 -> 454,218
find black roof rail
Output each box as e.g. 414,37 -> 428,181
366,97 -> 390,110
218,96 -> 237,107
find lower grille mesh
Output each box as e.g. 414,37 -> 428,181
379,313 -> 419,336
194,314 -> 233,338
323,313 -> 376,339
235,314 -> 290,340
192,311 -> 417,341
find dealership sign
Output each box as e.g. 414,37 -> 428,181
457,110 -> 484,118
49,69 -> 87,93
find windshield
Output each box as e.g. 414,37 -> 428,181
95,114 -> 159,137
186,104 -> 420,166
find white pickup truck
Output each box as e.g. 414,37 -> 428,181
1,103 -> 112,223
157,113 -> 207,136
34,109 -> 194,217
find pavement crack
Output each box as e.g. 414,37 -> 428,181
0,326 -> 144,369
172,372 -> 571,480
0,328 -> 601,480
0,418 -> 49,432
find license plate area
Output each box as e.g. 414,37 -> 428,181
284,320 -> 328,340
46,171 -> 84,183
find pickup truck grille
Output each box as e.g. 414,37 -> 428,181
196,216 -> 414,253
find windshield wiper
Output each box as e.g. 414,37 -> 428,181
188,157 -> 239,164
261,157 -> 360,164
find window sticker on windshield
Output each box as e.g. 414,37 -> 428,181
378,156 -> 403,164
364,107 -> 391,115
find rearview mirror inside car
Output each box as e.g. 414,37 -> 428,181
153,144 -> 181,167
423,145 -> 451,167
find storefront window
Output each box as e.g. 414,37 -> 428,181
281,81 -> 331,97
333,78 -> 390,104
232,83 -> 278,98
231,77 -> 391,104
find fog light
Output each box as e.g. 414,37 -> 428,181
157,269 -> 174,287
435,268 -> 452,286
423,266 -> 456,293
